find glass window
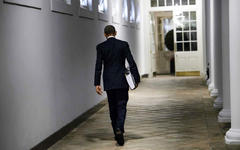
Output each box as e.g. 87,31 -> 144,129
191,32 -> 197,40
177,43 -> 183,51
98,0 -> 108,13
176,25 -> 183,31
182,0 -> 188,5
122,0 -> 128,21
158,0 -> 165,6
166,0 -> 172,6
183,22 -> 189,30
184,42 -> 190,51
174,0 -> 180,6
130,0 -> 135,23
80,0 -> 88,8
183,12 -> 189,21
189,0 -> 196,5
191,42 -> 197,51
64,0 -> 71,5
136,2 -> 141,25
184,32 -> 190,41
191,22 -> 197,30
177,33 -> 183,41
190,11 -> 196,20
175,11 -> 198,51
151,0 -> 157,7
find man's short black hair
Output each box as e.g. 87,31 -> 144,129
104,25 -> 116,35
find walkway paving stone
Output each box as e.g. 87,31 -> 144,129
48,76 -> 240,150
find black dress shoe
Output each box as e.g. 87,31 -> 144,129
115,129 -> 124,146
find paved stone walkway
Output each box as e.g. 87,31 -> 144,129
49,76 -> 240,150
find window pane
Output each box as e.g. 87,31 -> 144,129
183,12 -> 189,21
191,42 -> 198,51
65,0 -> 71,5
176,25 -> 183,31
98,0 -> 107,13
166,0 -> 172,6
191,32 -> 197,40
177,43 -> 183,51
159,0 -> 165,6
80,0 -> 88,8
130,0 -> 135,23
151,0 -> 157,7
189,0 -> 196,5
174,0 -> 180,5
122,0 -> 128,21
182,0 -> 188,5
191,22 -> 197,30
184,22 -> 189,30
184,42 -> 190,51
184,32 -> 190,41
177,33 -> 183,41
190,11 -> 196,20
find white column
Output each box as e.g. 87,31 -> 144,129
218,0 -> 231,123
225,0 -> 240,145
208,0 -> 217,95
205,0 -> 211,86
208,0 -> 223,109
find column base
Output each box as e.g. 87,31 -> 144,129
218,109 -> 231,122
226,129 -> 240,145
210,89 -> 219,97
208,82 -> 214,91
213,96 -> 222,108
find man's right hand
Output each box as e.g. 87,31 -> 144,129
96,85 -> 103,95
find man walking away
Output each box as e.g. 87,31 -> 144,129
94,25 -> 140,146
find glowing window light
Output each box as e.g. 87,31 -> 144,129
64,0 -> 71,5
80,0 -> 88,7
130,0 -> 136,23
136,2 -> 141,24
98,0 -> 108,13
122,0 -> 128,21
112,0 -> 120,17
88,0 -> 93,11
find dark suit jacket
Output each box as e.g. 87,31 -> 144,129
94,37 -> 140,91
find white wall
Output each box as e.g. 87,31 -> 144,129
0,0 -> 142,150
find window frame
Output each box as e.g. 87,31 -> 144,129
175,10 -> 198,52
151,0 -> 196,7
122,0 -> 129,26
51,0 -> 73,15
129,0 -> 136,27
3,0 -> 42,9
98,0 -> 109,22
79,0 -> 94,19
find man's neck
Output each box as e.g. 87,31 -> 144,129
107,35 -> 115,39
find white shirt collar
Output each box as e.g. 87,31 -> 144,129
107,36 -> 115,39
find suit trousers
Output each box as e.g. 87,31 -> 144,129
106,88 -> 129,135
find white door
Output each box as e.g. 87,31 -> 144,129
173,10 -> 200,75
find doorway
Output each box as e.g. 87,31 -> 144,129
150,11 -> 175,76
